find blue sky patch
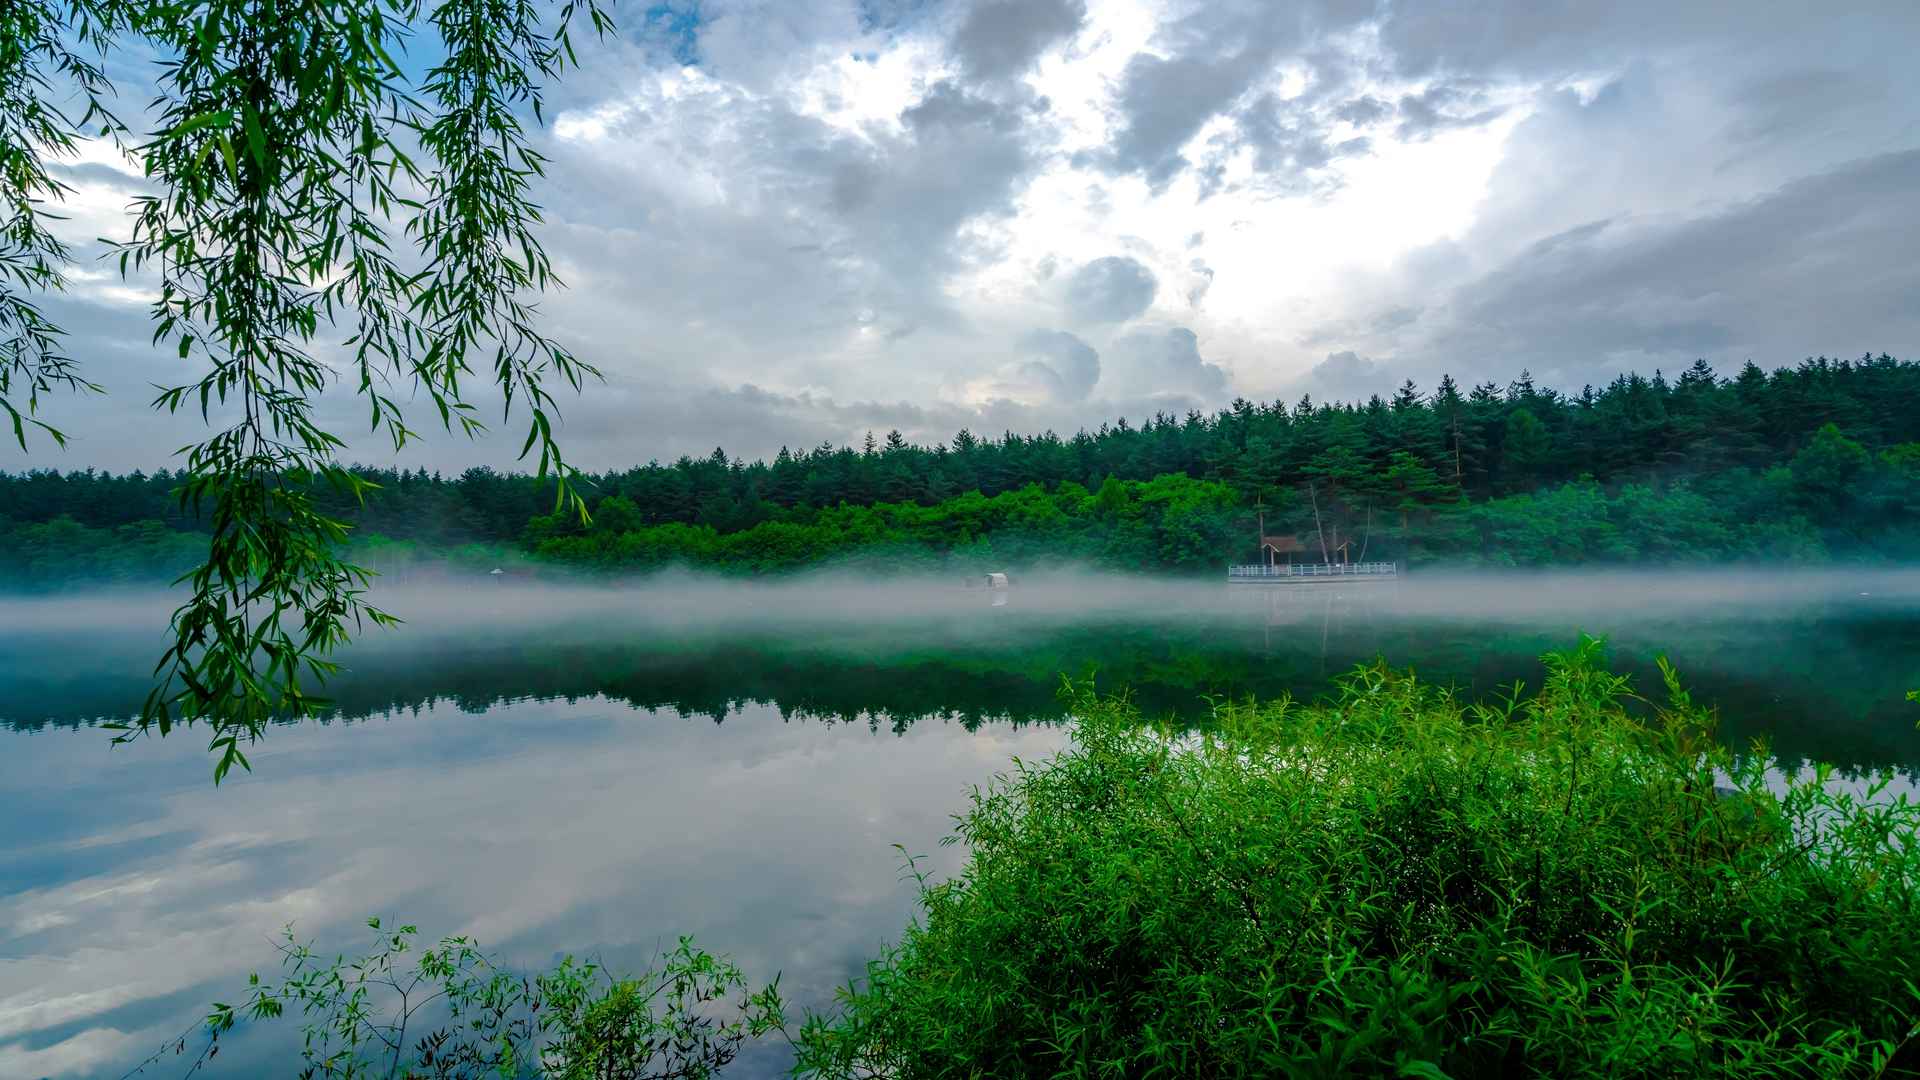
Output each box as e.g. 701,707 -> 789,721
641,1 -> 703,66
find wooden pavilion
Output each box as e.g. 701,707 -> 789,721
1260,533 -> 1309,566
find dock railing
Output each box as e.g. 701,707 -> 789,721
1227,562 -> 1398,581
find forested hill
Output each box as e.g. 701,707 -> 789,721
5,354 -> 1918,583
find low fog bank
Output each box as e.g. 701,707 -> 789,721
4,568 -> 1915,765
4,566 -> 1918,641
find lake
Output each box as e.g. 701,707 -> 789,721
3,570 -> 1918,1078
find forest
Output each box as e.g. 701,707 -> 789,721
4,354 -> 1917,585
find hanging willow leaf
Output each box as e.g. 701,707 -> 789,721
3,0 -> 616,779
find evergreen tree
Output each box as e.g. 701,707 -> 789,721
8,354 -> 1918,581
1502,409 -> 1552,493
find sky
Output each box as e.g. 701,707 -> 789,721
10,0 -> 1919,473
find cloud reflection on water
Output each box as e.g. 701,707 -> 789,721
0,694 -> 1064,1078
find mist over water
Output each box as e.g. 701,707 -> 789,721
9,563 -> 1918,638
1,567 -> 1917,1078
5,568 -> 1916,743
411,564 -> 1920,623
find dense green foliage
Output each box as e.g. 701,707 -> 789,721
794,645 -> 1920,1077
6,355 -> 1919,582
562,355 -> 1920,540
0,513 -> 206,583
530,474 -> 1242,574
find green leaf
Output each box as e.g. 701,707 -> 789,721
240,104 -> 267,171
162,109 -> 234,140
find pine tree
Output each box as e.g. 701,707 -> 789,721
1502,409 -> 1552,493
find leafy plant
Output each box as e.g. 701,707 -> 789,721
795,642 -> 1920,1077
0,0 -> 119,448
148,916 -> 784,1079
0,0 -> 615,779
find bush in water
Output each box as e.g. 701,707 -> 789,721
795,640 -> 1920,1077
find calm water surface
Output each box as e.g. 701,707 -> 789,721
3,570 -> 1917,1078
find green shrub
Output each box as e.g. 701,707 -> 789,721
796,641 -> 1920,1077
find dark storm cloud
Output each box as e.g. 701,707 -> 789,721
1065,256 -> 1158,324
1016,329 -> 1101,401
949,0 -> 1087,81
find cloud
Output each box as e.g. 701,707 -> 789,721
533,60 -> 1054,391
1064,256 -> 1158,324
1095,1 -> 1378,188
1293,349 -> 1391,401
1104,48 -> 1275,188
1220,91 -> 1373,196
1184,259 -> 1215,308
1334,95 -> 1392,126
1371,0 -> 1914,84
1014,329 -> 1101,401
1106,326 -> 1228,400
1394,83 -> 1507,141
5,0 -> 1919,475
496,381 -> 995,466
1422,150 -> 1920,382
949,0 -> 1087,81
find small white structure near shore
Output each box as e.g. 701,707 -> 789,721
962,572 -> 1011,604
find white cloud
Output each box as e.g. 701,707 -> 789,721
4,0 -> 1917,472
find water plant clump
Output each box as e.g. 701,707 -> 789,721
794,640 -> 1920,1077
149,920 -> 786,1079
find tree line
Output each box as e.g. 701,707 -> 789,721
4,353 -> 1917,583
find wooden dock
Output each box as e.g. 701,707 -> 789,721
1227,562 -> 1398,583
